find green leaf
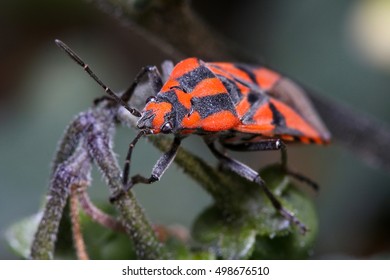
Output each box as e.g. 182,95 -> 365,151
192,205 -> 257,259
251,166 -> 318,259
78,212 -> 136,260
191,164 -> 318,259
251,189 -> 318,259
5,212 -> 43,259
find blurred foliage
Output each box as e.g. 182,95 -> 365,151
7,161 -> 316,259
348,0 -> 390,69
1,0 -> 390,259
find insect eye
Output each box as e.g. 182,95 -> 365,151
161,122 -> 173,134
145,96 -> 156,104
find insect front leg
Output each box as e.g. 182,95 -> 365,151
127,136 -> 182,187
110,136 -> 182,202
120,65 -> 163,104
207,141 -> 308,234
94,65 -> 163,107
222,139 -> 319,191
122,130 -> 148,187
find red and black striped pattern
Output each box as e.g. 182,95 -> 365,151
138,58 -> 330,145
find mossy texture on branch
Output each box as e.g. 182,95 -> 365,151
20,105 -> 168,260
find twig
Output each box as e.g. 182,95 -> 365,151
84,106 -> 169,259
30,106 -> 167,259
77,186 -> 125,233
70,184 -> 89,260
30,142 -> 91,259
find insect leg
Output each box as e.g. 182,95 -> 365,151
120,66 -> 163,104
108,130 -> 146,202
161,60 -> 174,81
127,136 -> 182,188
222,140 -> 319,191
122,130 -> 148,187
110,136 -> 182,202
207,141 -> 308,234
94,65 -> 163,107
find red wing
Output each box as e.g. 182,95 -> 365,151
235,97 -> 327,144
207,62 -> 331,144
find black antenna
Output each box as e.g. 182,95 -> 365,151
54,39 -> 141,117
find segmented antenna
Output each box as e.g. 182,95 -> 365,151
54,39 -> 141,117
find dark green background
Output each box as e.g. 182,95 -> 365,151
1,0 -> 389,259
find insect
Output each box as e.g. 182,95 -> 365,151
55,39 -> 331,234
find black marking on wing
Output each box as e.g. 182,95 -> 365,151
269,102 -> 286,127
191,94 -> 236,119
208,63 -> 256,92
240,92 -> 268,124
247,91 -> 260,104
216,74 -> 243,104
177,66 -> 215,93
234,64 -> 257,84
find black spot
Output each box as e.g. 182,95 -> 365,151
268,102 -> 286,127
177,66 -> 215,93
145,96 -> 156,104
247,92 -> 260,104
191,94 -> 236,119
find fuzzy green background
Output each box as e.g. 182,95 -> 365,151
1,0 -> 389,259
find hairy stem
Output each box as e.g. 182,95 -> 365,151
30,144 -> 91,259
77,187 -> 125,232
31,106 -> 167,259
70,184 -> 89,260
86,107 -> 169,259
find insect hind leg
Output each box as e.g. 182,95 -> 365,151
207,141 -> 308,234
222,139 -> 319,191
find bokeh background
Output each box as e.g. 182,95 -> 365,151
1,0 -> 390,259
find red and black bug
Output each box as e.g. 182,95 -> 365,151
55,40 -> 330,233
